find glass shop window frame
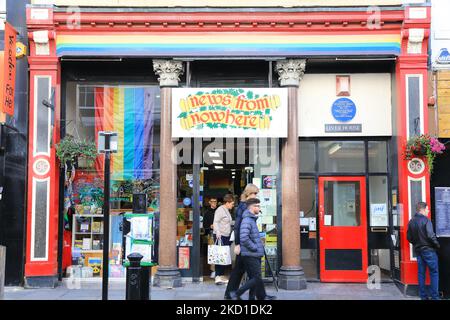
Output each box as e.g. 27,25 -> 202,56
299,138 -> 393,277
299,138 -> 391,226
61,80 -> 162,280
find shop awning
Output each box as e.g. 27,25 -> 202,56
56,32 -> 401,57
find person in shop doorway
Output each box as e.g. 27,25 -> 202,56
213,194 -> 235,285
224,184 -> 259,300
230,198 -> 276,300
203,197 -> 218,279
407,201 -> 441,300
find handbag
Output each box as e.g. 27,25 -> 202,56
208,238 -> 232,266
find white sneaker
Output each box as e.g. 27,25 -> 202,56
220,276 -> 229,284
210,272 -> 216,279
215,276 -> 223,285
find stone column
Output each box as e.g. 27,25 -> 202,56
276,59 -> 307,290
152,60 -> 184,288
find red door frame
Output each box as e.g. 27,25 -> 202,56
318,176 -> 368,283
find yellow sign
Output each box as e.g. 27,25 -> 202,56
16,42 -> 27,59
172,88 -> 288,138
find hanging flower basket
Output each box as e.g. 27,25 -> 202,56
404,134 -> 446,173
55,136 -> 98,169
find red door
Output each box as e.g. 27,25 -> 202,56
319,176 -> 368,282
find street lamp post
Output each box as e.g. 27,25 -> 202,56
97,131 -> 118,301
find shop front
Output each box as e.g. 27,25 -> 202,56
24,3 -> 432,294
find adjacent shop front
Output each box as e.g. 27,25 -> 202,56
24,3 -> 431,294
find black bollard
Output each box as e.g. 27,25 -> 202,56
126,253 -> 143,300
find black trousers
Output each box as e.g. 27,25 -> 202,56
213,234 -> 231,276
235,256 -> 266,300
225,254 -> 255,299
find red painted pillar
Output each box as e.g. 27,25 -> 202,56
396,5 -> 431,292
24,6 -> 61,287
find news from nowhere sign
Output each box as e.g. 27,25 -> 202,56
172,88 -> 288,138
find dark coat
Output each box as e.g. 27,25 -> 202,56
239,210 -> 264,258
202,206 -> 216,232
407,213 -> 440,253
233,201 -> 247,246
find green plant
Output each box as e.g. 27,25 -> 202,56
177,212 -> 185,222
404,134 -> 446,173
55,136 -> 97,167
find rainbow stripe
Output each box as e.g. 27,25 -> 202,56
56,32 -> 401,57
95,86 -> 158,180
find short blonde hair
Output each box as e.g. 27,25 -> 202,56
240,183 -> 260,201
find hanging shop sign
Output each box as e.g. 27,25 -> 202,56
1,22 -> 18,117
172,88 -> 288,138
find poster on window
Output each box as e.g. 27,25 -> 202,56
434,187 -> 450,237
178,247 -> 190,269
172,88 -> 288,138
370,203 -> 388,227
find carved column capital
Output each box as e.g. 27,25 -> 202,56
152,59 -> 184,87
275,59 -> 306,87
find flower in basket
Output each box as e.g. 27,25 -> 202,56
404,134 -> 446,173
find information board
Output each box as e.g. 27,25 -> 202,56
434,187 -> 450,237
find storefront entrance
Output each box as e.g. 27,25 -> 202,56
176,138 -> 280,281
318,176 -> 368,282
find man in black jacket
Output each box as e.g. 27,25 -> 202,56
407,201 -> 440,300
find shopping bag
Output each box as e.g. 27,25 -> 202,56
229,231 -> 235,242
208,238 -> 232,265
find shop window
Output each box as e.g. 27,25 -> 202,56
408,178 -> 425,259
323,181 -> 361,227
64,83 -> 161,279
369,176 -> 389,227
370,249 -> 391,280
299,177 -> 318,279
0,0 -> 5,31
407,75 -> 423,138
368,141 -> 388,173
318,141 -> 365,173
299,141 -> 315,173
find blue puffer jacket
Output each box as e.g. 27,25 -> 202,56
240,210 -> 264,258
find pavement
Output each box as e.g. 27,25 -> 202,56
3,279 -> 419,300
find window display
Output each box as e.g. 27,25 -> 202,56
63,84 -> 161,278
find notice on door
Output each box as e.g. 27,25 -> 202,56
370,203 -> 388,227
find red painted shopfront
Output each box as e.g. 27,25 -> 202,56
24,3 -> 431,293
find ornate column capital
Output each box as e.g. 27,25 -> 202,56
152,59 -> 184,87
275,59 -> 306,87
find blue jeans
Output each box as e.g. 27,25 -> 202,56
417,249 -> 440,300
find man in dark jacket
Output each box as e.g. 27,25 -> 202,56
202,197 -> 218,235
229,198 -> 276,300
407,201 -> 440,300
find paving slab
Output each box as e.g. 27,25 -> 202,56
3,281 -> 418,300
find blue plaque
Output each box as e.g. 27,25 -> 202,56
183,197 -> 192,206
331,98 -> 356,122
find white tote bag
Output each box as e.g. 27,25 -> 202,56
208,238 -> 232,266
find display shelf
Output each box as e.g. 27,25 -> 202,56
72,215 -> 105,253
74,214 -> 104,218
